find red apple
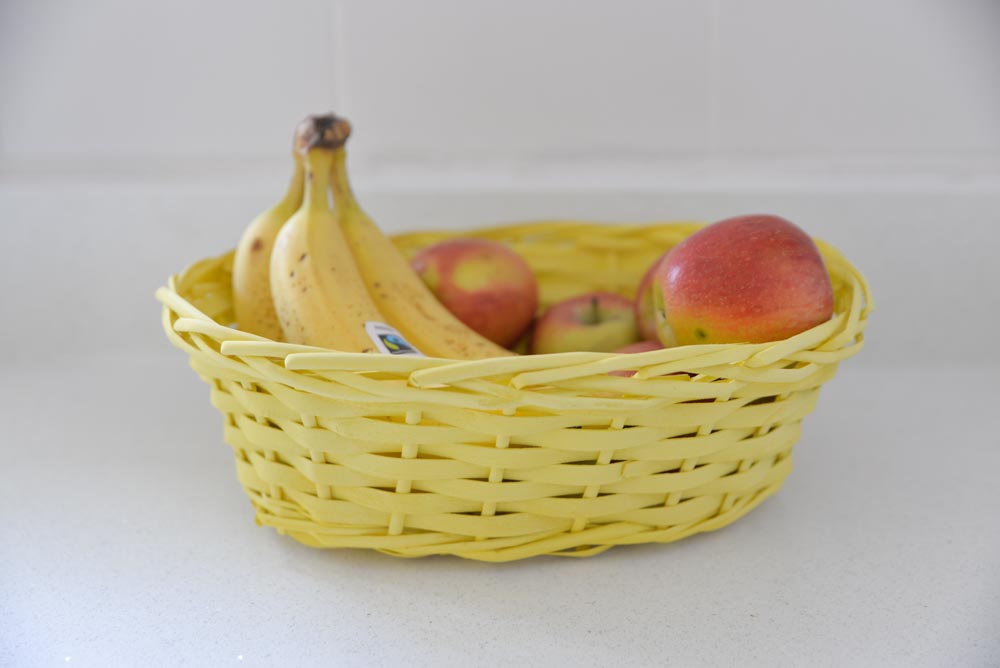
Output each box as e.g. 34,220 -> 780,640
611,340 -> 665,377
412,238 -> 538,348
655,214 -> 834,346
634,251 -> 670,341
531,292 -> 638,354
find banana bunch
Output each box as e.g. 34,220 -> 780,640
231,133 -> 305,341
232,113 -> 513,359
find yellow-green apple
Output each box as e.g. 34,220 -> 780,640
611,340 -> 664,377
411,238 -> 538,348
531,292 -> 638,354
655,214 -> 834,346
634,252 -> 670,340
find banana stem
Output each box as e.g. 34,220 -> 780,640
280,155 -> 306,209
329,148 -> 362,215
304,150 -> 335,212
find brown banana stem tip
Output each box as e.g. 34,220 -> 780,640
294,113 -> 352,154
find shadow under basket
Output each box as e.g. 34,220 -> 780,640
156,221 -> 872,562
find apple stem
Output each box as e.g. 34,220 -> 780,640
589,296 -> 600,325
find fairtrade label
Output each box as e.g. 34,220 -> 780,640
364,321 -> 423,356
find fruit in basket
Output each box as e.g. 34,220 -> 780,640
633,251 -> 669,341
326,117 -> 513,359
411,238 -> 538,348
531,292 -> 638,354
654,214 -> 834,346
509,326 -> 534,355
270,116 -> 401,352
231,133 -> 306,339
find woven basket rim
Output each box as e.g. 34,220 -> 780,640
156,220 -> 872,379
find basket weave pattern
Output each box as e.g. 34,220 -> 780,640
157,222 -> 871,561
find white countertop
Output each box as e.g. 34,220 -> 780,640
2,183 -> 998,666
3,355 -> 997,667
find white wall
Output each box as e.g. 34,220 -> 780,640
3,0 -> 999,186
1,1 -> 998,366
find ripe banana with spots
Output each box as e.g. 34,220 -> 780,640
270,116 -> 411,353
325,115 -> 513,359
231,135 -> 305,339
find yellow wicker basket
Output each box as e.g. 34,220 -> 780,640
156,220 -> 871,562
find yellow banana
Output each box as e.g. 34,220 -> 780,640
270,115 -> 415,354
326,119 -> 514,360
232,148 -> 304,339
